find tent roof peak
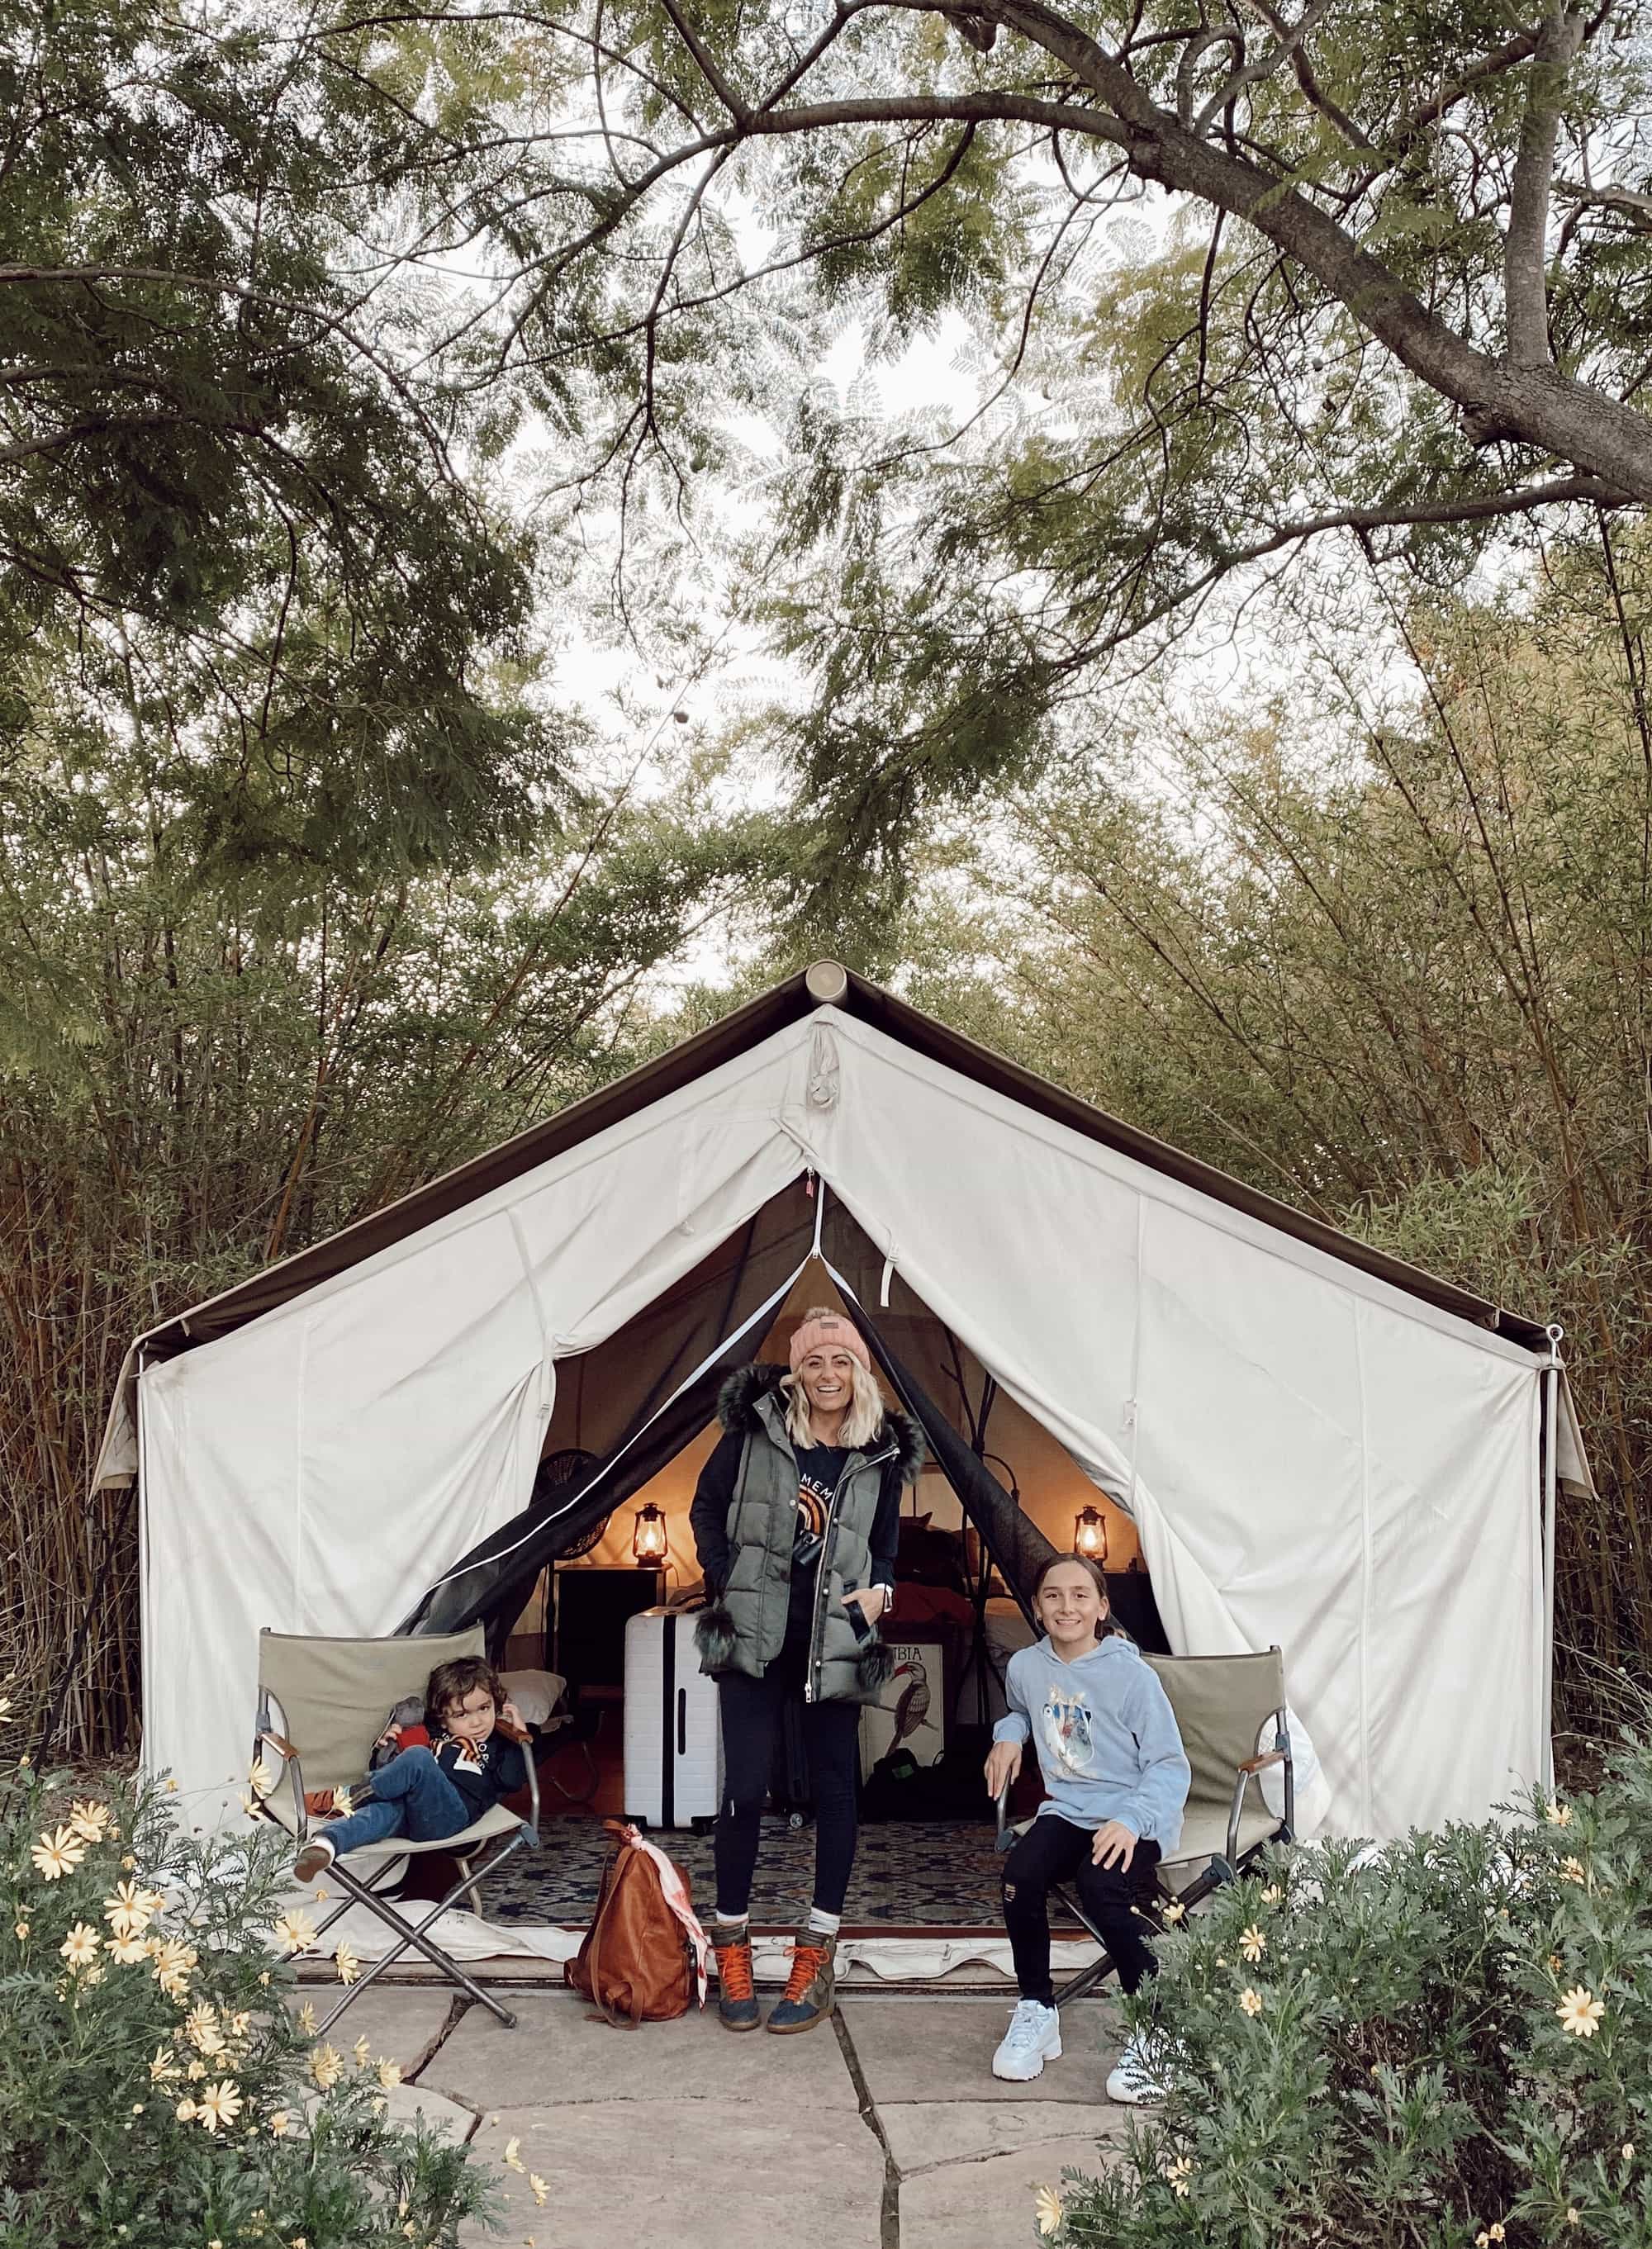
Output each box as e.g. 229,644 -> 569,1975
133,961 -> 1553,1359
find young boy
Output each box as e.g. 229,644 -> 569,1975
292,1656 -> 529,1882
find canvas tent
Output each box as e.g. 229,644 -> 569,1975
95,960 -> 1593,1846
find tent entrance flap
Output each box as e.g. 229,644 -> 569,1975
405,1189 -> 1093,1647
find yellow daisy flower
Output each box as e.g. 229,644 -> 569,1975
335,1943 -> 361,1986
1239,1987 -> 1264,2017
1260,1882 -> 1283,1904
529,2176 -> 548,2209
105,1880 -> 158,1938
1034,2184 -> 1064,2237
310,2045 -> 343,2090
107,1932 -> 149,1965
1566,2209 -> 1581,2226
68,1799 -> 111,1843
249,1758 -> 278,1797
186,2005 -> 226,2055
13,1921 -> 28,1942
196,2081 -> 243,2133
1239,1924 -> 1266,1962
1160,2155 -> 1194,2199
1544,1798 -> 1572,1825
504,2136 -> 525,2173
331,1786 -> 354,1816
296,2001 -> 317,2035
1161,1900 -> 1185,1924
60,1923 -> 102,1970
174,2098 -> 197,2122
1560,1857 -> 1586,1885
149,2048 -> 179,2082
273,1910 -> 317,1957
268,2109 -> 292,2137
31,1826 -> 88,1881
377,2058 -> 403,2089
352,2034 -> 372,2068
1556,1986 -> 1605,2038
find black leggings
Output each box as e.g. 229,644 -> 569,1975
1002,1814 -> 1162,2004
714,1665 -> 861,1918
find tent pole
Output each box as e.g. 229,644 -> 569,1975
1540,1324 -> 1564,1796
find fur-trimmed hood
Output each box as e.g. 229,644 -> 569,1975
715,1362 -> 926,1483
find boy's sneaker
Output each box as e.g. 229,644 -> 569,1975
292,1838 -> 335,1885
1106,2030 -> 1167,2104
992,1998 -> 1062,2081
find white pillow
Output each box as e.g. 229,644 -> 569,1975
498,1668 -> 566,1729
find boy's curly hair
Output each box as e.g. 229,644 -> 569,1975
425,1655 -> 506,1726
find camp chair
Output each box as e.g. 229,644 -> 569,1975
995,1645 -> 1294,2007
252,1626 -> 540,2035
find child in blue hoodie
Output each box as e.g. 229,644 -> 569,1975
984,1553 -> 1189,2100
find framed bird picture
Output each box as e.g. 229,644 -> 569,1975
858,1632 -> 947,1782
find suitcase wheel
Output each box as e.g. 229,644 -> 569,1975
787,1810 -> 805,1831
690,1815 -> 715,1836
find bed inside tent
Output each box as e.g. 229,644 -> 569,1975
401,1178 -> 1156,1943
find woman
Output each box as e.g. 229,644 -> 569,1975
691,1307 -> 923,2033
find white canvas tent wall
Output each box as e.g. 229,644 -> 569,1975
95,961 -> 1590,1843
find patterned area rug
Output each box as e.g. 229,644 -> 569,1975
480,1814 -> 1082,1929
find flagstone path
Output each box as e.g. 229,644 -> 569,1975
341,1981 -> 1136,2249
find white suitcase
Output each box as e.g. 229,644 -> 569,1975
623,1606 -> 722,1829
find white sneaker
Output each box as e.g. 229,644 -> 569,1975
1106,2030 -> 1167,2104
992,1999 -> 1062,2081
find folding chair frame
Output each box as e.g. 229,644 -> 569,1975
254,1700 -> 541,2038
994,1647 -> 1294,2007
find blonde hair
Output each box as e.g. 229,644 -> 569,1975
782,1309 -> 885,1450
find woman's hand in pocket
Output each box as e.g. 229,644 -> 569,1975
842,1586 -> 888,1628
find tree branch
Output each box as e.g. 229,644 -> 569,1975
1505,7 -> 1585,368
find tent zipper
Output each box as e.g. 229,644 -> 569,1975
805,1440 -> 895,1704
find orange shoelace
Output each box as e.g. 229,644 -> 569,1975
781,1940 -> 829,2004
716,1939 -> 755,2002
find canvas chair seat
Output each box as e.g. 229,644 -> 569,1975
253,1625 -> 539,2036
256,1790 -> 522,1859
1162,1797 -> 1282,1876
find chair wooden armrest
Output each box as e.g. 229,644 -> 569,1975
1237,1749 -> 1285,1775
259,1729 -> 300,1760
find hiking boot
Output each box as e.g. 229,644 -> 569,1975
992,1997 -> 1062,2081
712,1929 -> 760,2033
766,1929 -> 837,2034
292,1838 -> 335,1885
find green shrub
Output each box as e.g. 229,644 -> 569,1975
1042,1732 -> 1652,2249
0,1746 -> 501,2247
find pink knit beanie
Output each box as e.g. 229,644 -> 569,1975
788,1311 -> 871,1373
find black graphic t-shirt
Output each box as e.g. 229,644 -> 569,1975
788,1443 -> 847,1626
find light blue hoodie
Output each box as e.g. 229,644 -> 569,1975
993,1633 -> 1190,1853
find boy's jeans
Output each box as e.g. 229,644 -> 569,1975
318,1746 -> 471,1856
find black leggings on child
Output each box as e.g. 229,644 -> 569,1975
1002,1814 -> 1162,2004
714,1662 -> 861,1916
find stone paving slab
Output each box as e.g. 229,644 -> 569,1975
459,2103 -> 885,2249
286,1985 -> 456,2068
428,1989 -> 861,2114
842,1997 -> 1123,2104
878,2098 -> 1129,2175
381,2080 -> 477,2138
898,2133 -> 1118,2249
